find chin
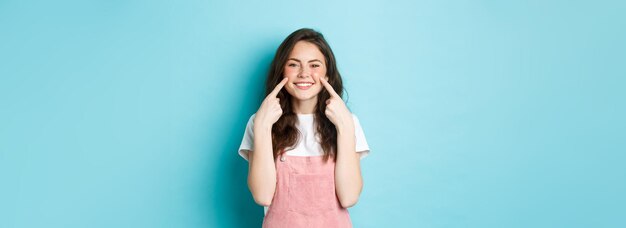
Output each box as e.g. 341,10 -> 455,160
294,95 -> 317,101
288,91 -> 320,101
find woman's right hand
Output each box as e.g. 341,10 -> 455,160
254,77 -> 288,130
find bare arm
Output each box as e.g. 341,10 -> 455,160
320,77 -> 363,208
334,122 -> 363,208
247,77 -> 288,206
247,124 -> 277,206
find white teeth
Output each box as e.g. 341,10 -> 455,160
295,83 -> 313,86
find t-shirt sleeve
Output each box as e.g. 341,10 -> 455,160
353,114 -> 370,159
238,114 -> 256,161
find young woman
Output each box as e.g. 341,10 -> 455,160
238,28 -> 370,227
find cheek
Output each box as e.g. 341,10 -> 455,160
313,83 -> 324,93
311,68 -> 326,76
284,67 -> 298,77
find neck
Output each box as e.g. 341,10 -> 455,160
291,96 -> 318,114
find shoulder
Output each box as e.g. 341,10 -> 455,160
351,113 -> 362,124
243,113 -> 256,130
247,113 -> 256,124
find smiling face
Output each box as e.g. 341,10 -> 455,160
283,41 -> 328,102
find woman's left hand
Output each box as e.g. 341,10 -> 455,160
320,77 -> 354,130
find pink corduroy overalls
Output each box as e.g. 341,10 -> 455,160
262,153 -> 352,228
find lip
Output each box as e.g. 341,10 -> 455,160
293,81 -> 314,90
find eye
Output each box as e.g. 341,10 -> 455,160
311,64 -> 321,68
288,63 -> 299,67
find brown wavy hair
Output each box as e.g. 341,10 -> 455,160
266,28 -> 344,162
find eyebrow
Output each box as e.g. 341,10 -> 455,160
288,58 -> 323,63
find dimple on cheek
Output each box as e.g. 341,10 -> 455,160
311,74 -> 323,82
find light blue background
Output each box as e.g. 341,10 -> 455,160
1,0 -> 625,227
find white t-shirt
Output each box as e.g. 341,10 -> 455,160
238,113 -> 370,161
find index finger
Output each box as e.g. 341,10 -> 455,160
269,77 -> 288,97
320,77 -> 340,98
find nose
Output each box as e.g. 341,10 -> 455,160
298,66 -> 311,78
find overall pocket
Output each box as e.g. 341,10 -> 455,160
288,173 -> 337,214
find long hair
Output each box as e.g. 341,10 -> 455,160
265,28 -> 344,162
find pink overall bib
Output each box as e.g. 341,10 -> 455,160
262,154 -> 352,228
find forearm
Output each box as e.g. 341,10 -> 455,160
334,122 -> 363,208
248,125 -> 277,206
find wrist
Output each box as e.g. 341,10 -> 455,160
253,123 -> 273,134
335,122 -> 355,135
